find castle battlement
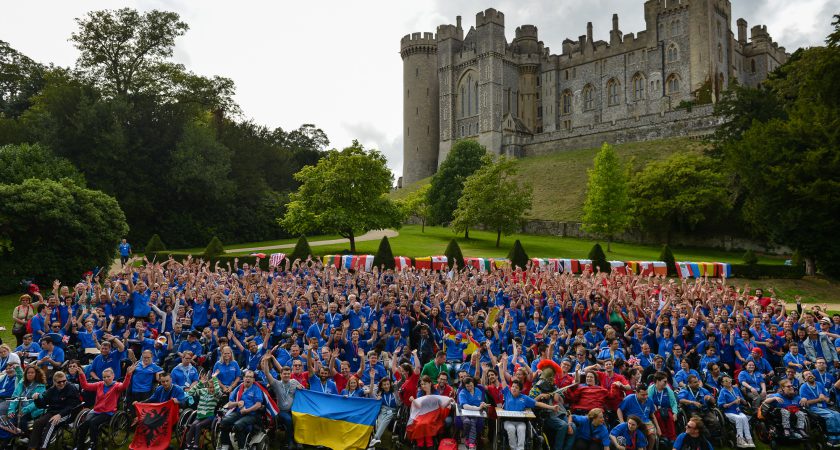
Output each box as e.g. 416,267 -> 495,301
401,2 -> 791,185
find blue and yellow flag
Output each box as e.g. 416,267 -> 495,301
291,389 -> 380,450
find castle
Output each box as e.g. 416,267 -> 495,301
400,0 -> 789,186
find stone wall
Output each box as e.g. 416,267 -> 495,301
521,219 -> 791,254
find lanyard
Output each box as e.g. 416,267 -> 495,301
635,395 -> 648,416
805,383 -> 820,401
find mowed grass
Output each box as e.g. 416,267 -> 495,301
168,233 -> 344,255
388,137 -> 707,222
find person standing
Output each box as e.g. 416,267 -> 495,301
119,239 -> 132,267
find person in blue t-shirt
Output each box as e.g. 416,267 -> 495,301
130,349 -> 163,405
499,377 -> 558,450
673,415 -> 713,450
171,351 -> 200,389
146,372 -> 189,405
619,385 -> 658,438
212,346 -> 241,394
119,239 -> 132,266
717,376 -> 754,447
219,370 -> 263,449
571,409 -> 611,450
800,370 -> 840,446
88,338 -> 125,380
36,336 -> 64,375
762,379 -> 808,439
610,416 -> 649,450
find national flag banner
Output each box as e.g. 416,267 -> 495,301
465,257 -> 493,272
291,389 -> 380,450
485,306 -> 501,327
626,261 -> 640,274
352,255 -> 375,272
407,395 -> 454,440
255,382 -> 279,417
415,257 -> 432,270
639,261 -> 655,276
269,253 -> 285,267
430,255 -> 448,270
546,258 -> 562,272
579,259 -> 593,273
342,255 -> 355,270
677,262 -> 692,278
323,255 -> 342,268
531,258 -> 547,269
689,263 -> 701,277
250,252 -> 266,259
130,400 -> 179,450
493,258 -> 510,269
443,328 -> 480,360
652,261 -> 668,276
394,256 -> 412,271
716,262 -> 732,278
609,261 -> 627,274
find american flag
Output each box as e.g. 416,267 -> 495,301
269,253 -> 285,267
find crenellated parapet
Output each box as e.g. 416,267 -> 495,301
400,32 -> 437,59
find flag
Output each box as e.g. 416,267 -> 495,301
677,262 -> 692,278
255,382 -> 279,417
652,261 -> 668,276
130,400 -> 179,450
443,328 -> 479,360
269,253 -> 285,267
485,306 -> 501,327
394,256 -> 412,271
609,261 -> 626,274
430,255 -> 448,270
249,253 -> 266,259
415,257 -> 432,270
406,395 -> 454,440
291,389 -> 380,450
579,259 -> 593,273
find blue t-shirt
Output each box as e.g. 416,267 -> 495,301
502,387 -> 537,411
308,375 -> 338,395
119,243 -> 131,257
229,384 -> 263,415
149,384 -> 188,404
131,291 -> 151,318
171,363 -> 199,389
213,360 -> 241,386
673,432 -> 712,450
737,370 -> 764,390
619,394 -> 655,423
800,382 -> 828,409
717,387 -> 745,414
132,362 -> 163,392
89,350 -> 125,379
458,387 -> 484,408
37,346 -> 65,369
610,422 -> 648,450
571,415 -> 611,447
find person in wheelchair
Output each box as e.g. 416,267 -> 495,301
29,371 -> 82,450
673,416 -> 713,450
609,415 -> 648,450
737,360 -> 766,409
717,375 -> 754,448
183,371 -> 226,450
530,360 -> 573,450
70,363 -> 135,450
761,379 -> 808,439
146,372 -> 191,406
800,370 -> 840,446
1,364 -> 46,435
677,375 -> 721,437
218,370 -> 263,450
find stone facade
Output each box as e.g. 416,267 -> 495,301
399,0 -> 789,185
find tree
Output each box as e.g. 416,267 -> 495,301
289,235 -> 313,262
581,143 -> 630,251
743,249 -> 758,265
507,240 -> 529,270
70,8 -> 189,97
373,236 -> 395,270
0,178 -> 127,293
427,140 -> 487,224
588,243 -> 610,274
452,156 -> 533,247
630,153 -> 730,244
0,143 -> 85,186
400,184 -> 431,232
708,83 -> 786,157
444,239 -> 465,271
144,234 -> 167,255
203,236 -> 225,259
659,245 -> 677,276
281,141 -> 403,253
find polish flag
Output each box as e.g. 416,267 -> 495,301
406,395 -> 453,440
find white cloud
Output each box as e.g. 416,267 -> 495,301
2,0 -> 837,178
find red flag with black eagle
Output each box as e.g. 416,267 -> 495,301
130,400 -> 179,450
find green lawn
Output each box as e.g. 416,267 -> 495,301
389,137 -> 707,222
167,233 -> 343,255
0,293 -> 18,344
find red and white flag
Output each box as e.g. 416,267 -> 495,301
269,253 -> 285,267
406,395 -> 453,440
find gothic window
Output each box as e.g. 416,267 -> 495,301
607,79 -> 620,106
460,87 -> 466,118
583,84 -> 595,110
458,71 -> 478,118
666,73 -> 681,94
751,59 -> 756,73
473,82 -> 479,114
561,90 -> 573,115
674,20 -> 682,35
632,73 -> 646,101
659,23 -> 665,39
667,44 -> 680,63
718,44 -> 723,63
717,21 -> 723,38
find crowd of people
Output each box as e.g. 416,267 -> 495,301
2,253 -> 840,450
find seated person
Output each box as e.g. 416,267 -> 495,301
762,379 -> 807,439
610,415 -> 649,450
673,415 -> 713,450
218,370 -> 263,450
3,365 -> 46,432
678,375 -> 721,436
30,371 -> 81,450
717,376 -> 754,448
71,364 -> 135,449
36,336 -> 64,376
570,408 -> 611,450
618,385 -> 659,449
171,351 -> 200,390
147,372 -> 190,405
800,370 -> 840,446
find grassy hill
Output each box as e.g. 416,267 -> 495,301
390,137 -> 708,222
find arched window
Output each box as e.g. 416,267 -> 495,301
561,90 -> 573,115
457,71 -> 478,118
718,43 -> 723,63
607,79 -> 620,106
751,59 -> 756,73
675,20 -> 682,35
460,87 -> 466,118
666,73 -> 681,94
659,23 -> 665,39
667,44 -> 680,63
583,84 -> 595,110
632,73 -> 646,101
473,82 -> 479,115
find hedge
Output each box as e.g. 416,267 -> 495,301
730,264 -> 804,279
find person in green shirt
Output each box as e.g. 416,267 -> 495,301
183,371 -> 224,450
420,351 -> 449,381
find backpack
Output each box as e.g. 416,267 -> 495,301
25,317 -> 34,334
438,438 -> 457,450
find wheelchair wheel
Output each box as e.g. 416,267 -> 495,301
73,408 -> 92,431
108,410 -> 132,447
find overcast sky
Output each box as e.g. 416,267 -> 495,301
3,0 -> 838,178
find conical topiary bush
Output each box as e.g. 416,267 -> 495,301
507,239 -> 529,270
445,239 -> 465,271
373,236 -> 396,270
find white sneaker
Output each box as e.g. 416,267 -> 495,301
219,446 -> 230,450
746,437 -> 756,448
736,436 -> 747,448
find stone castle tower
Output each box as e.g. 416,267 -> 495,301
399,0 -> 789,186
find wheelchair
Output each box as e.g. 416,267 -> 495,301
212,409 -> 274,450
72,406 -> 133,449
752,402 -> 817,450
497,413 -> 548,450
3,403 -> 85,450
676,403 -> 732,448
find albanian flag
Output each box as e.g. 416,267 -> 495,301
129,400 -> 179,450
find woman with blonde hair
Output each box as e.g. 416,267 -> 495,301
11,295 -> 39,346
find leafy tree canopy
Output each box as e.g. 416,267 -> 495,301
0,143 -> 85,186
428,140 -> 487,224
581,143 -> 630,251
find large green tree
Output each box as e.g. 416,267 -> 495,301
581,143 -> 630,251
0,178 -> 127,293
630,153 -> 730,244
399,184 -> 431,232
0,143 -> 85,186
452,156 -> 533,247
427,140 -> 487,224
281,142 -> 403,253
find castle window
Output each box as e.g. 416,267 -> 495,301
718,44 -> 723,63
460,87 -> 466,118
607,79 -> 620,106
583,84 -> 595,110
565,70 -> 569,80
458,71 -> 478,118
561,90 -> 573,115
717,21 -> 723,38
416,67 -> 419,77
674,20 -> 682,36
667,44 -> 680,63
632,73 -> 646,101
474,82 -> 479,114
666,73 -> 681,94
659,23 -> 665,39
573,67 -> 576,78
751,59 -> 756,73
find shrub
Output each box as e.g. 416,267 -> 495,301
445,239 -> 465,271
659,244 -> 677,276
743,250 -> 758,265
144,234 -> 167,254
289,235 -> 313,262
588,243 -> 610,273
373,236 -> 396,270
730,264 -> 804,279
507,239 -> 529,270
202,237 -> 225,259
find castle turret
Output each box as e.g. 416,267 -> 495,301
737,18 -> 747,43
474,8 -> 506,154
400,32 -> 439,186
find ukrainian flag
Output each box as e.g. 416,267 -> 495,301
291,389 -> 380,450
